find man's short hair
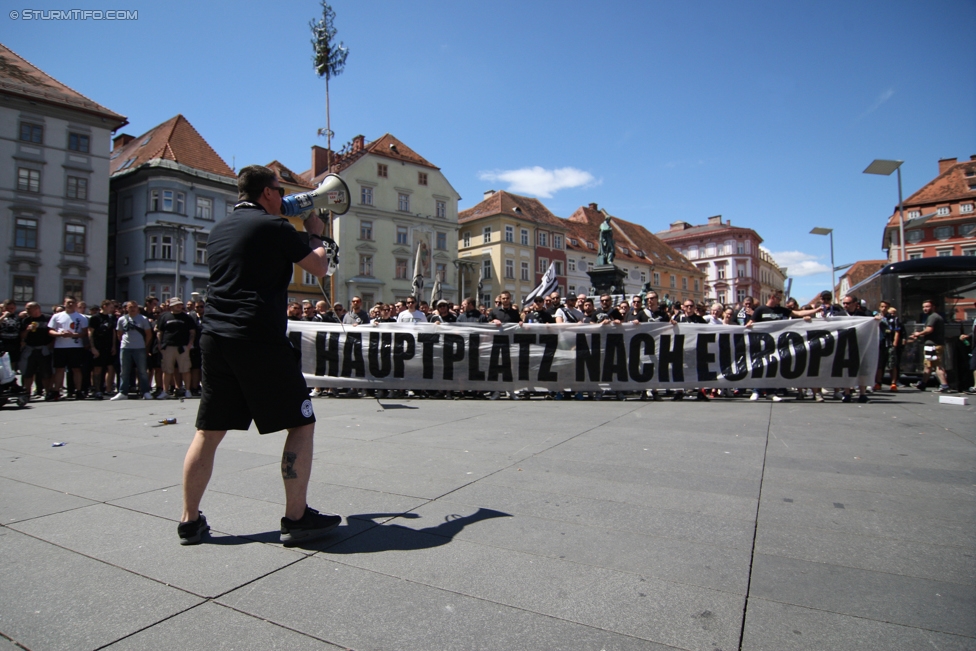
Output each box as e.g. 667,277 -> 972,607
499,291 -> 511,299
25,301 -> 40,311
238,165 -> 277,202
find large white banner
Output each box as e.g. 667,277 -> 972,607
287,319 -> 879,391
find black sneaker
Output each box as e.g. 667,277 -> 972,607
914,381 -> 926,391
177,512 -> 210,545
280,506 -> 341,546
841,394 -> 852,403
857,394 -> 869,403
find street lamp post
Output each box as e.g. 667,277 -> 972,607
157,221 -> 204,300
863,159 -> 905,262
810,227 -> 835,294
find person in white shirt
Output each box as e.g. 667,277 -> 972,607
395,297 -> 426,324
47,296 -> 88,400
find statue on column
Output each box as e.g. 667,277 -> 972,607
596,214 -> 615,266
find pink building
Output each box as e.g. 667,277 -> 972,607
657,215 -> 785,305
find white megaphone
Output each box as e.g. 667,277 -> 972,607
280,174 -> 350,219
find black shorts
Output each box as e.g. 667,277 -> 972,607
92,346 -> 117,369
53,347 -> 85,369
195,333 -> 315,435
21,348 -> 52,379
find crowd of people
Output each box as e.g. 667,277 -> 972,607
0,295 -> 201,402
2,289 -> 972,405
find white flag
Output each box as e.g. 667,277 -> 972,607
523,261 -> 558,306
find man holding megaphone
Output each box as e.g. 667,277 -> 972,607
179,164 -> 347,547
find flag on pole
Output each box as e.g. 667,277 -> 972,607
430,271 -> 443,304
523,261 -> 558,306
477,267 -> 484,295
411,241 -> 427,299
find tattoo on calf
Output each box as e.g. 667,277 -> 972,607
281,451 -> 299,480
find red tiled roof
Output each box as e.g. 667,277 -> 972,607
110,115 -> 234,178
840,260 -> 886,286
459,190 -> 566,231
303,133 -> 438,185
884,157 -> 976,228
267,160 -> 315,189
655,221 -> 762,245
0,43 -> 126,126
566,205 -> 701,275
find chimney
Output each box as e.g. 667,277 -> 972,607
311,145 -> 331,178
970,154 -> 976,161
670,220 -> 689,231
352,135 -> 365,152
588,202 -> 598,211
938,157 -> 957,175
707,215 -> 722,226
483,190 -> 496,200
112,133 -> 134,150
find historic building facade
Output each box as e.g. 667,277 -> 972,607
108,115 -> 236,304
882,156 -> 976,262
302,134 -> 461,307
1,43 -> 126,305
657,215 -> 784,306
458,190 -> 566,306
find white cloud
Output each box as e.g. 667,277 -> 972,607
857,88 -> 894,120
769,250 -> 831,277
477,166 -> 597,198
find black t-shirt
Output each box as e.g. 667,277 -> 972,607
524,308 -> 555,324
674,313 -> 706,324
748,305 -> 793,324
635,308 -> 669,323
157,311 -> 195,347
203,204 -> 312,342
581,312 -> 601,324
88,313 -> 118,349
428,312 -> 457,324
456,310 -> 488,323
596,308 -> 624,323
0,312 -> 21,341
20,314 -> 51,347
489,306 -> 521,323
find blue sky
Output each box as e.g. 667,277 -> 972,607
5,0 -> 974,301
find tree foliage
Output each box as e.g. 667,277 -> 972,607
310,1 -> 349,80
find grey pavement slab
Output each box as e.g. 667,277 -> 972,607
0,392 -> 973,650
0,476 -> 96,524
317,526 -> 745,650
102,601 -> 346,650
220,555 -> 688,651
0,528 -> 202,651
432,480 -> 757,549
757,488 -> 976,548
755,522 -> 976,585
741,597 -> 976,651
748,553 -> 976,637
10,503 -> 307,598
376,500 -> 753,593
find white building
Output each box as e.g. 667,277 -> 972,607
302,135 -> 461,307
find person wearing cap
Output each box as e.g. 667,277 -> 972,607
155,297 -> 196,399
428,299 -> 456,324
524,295 -> 556,324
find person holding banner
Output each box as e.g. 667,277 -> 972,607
489,291 -> 521,324
180,165 -> 341,547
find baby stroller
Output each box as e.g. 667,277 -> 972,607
0,352 -> 29,409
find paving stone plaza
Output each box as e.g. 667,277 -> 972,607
0,392 -> 973,651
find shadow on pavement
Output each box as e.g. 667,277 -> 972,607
207,507 -> 511,551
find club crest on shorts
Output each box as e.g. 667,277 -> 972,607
301,399 -> 314,418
